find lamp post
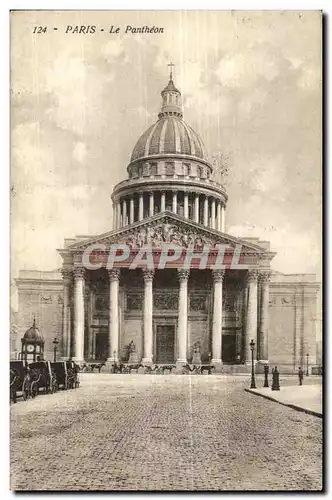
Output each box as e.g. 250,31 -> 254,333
113,349 -> 116,373
250,339 -> 256,389
306,352 -> 309,376
53,337 -> 59,363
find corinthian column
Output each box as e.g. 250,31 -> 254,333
129,197 -> 134,224
172,191 -> 177,214
139,193 -> 144,221
161,191 -> 166,212
259,271 -> 271,362
211,199 -> 216,229
184,192 -> 189,219
194,194 -> 199,223
122,199 -> 127,226
245,269 -> 259,363
217,202 -> 221,231
177,269 -> 189,364
61,269 -> 72,359
73,267 -> 85,363
107,269 -> 120,362
116,201 -> 121,228
149,192 -> 154,217
204,197 -> 208,226
142,270 -> 154,364
212,270 -> 225,367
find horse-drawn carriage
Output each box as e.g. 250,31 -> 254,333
10,361 -> 31,403
50,361 -> 69,390
65,361 -> 80,389
29,361 -> 58,395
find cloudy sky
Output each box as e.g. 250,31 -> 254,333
11,10 -> 322,293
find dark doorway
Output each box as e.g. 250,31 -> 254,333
222,334 -> 237,363
156,325 -> 175,363
95,331 -> 108,361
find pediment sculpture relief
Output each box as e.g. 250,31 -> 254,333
117,223 -> 225,249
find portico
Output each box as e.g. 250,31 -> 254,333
59,214 -> 273,371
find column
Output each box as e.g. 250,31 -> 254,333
129,197 -> 134,224
184,192 -> 189,219
117,201 -> 121,228
259,271 -> 271,362
122,199 -> 127,226
160,191 -> 166,212
194,194 -> 199,223
217,201 -> 221,231
211,199 -> 216,229
85,282 -> 93,360
73,267 -> 85,362
172,191 -> 177,214
142,270 -> 154,364
107,269 -> 120,362
161,191 -> 166,212
112,204 -> 116,230
177,269 -> 189,364
149,192 -> 154,217
139,193 -> 144,221
61,269 -> 71,359
221,205 -> 225,232
212,270 -> 225,366
245,269 -> 259,363
204,197 -> 209,226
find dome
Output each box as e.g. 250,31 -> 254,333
130,115 -> 208,162
23,318 -> 44,344
130,71 -> 209,164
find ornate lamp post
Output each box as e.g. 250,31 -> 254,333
250,339 -> 256,389
306,352 -> 309,376
53,337 -> 59,362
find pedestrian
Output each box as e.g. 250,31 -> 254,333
298,366 -> 304,386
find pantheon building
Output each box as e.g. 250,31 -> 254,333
15,73 -> 320,373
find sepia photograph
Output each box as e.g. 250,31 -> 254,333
10,10 -> 322,492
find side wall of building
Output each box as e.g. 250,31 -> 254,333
268,276 -> 320,373
15,271 -> 64,361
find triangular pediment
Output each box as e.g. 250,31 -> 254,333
68,211 -> 267,255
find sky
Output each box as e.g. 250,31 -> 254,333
11,10 -> 322,303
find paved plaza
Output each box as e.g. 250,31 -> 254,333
10,374 -> 323,491
248,384 -> 322,417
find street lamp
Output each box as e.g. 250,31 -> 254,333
306,352 -> 309,376
250,339 -> 256,389
53,337 -> 59,362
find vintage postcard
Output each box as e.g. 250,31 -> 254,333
10,10 -> 322,492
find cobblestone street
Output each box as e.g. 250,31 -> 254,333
10,374 -> 322,491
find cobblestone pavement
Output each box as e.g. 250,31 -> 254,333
10,374 -> 323,491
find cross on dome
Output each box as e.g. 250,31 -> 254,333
168,61 -> 175,80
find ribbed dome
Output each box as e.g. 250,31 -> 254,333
23,318 -> 44,344
131,116 -> 208,162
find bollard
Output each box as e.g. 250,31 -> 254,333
298,366 -> 304,386
263,364 -> 269,388
271,366 -> 280,391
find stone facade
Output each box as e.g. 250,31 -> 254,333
14,267 -> 320,373
13,74 -> 321,373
